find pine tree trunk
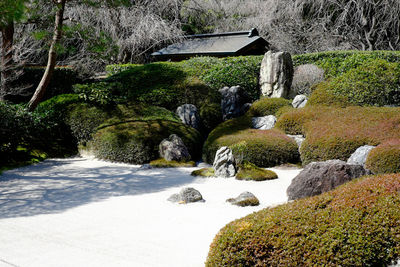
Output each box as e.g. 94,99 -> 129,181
0,21 -> 15,101
28,0 -> 66,111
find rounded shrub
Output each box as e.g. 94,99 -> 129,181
291,64 -> 325,96
275,106 -> 318,135
89,120 -> 202,164
207,173 -> 400,266
199,101 -> 223,133
320,59 -> 400,106
203,116 -> 300,167
366,139 -> 400,174
236,161 -> 278,181
307,82 -> 351,107
247,97 -> 291,117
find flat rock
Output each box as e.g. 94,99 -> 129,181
213,146 -> 236,178
168,187 -> 204,204
252,115 -> 277,130
347,145 -> 376,166
287,160 -> 371,201
226,192 -> 260,207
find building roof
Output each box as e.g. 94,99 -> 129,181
151,28 -> 269,60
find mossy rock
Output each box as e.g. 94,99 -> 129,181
191,167 -> 215,177
207,173 -> 400,266
236,161 -> 278,181
149,158 -> 196,168
366,140 -> 400,174
89,120 -> 202,164
203,116 -> 300,167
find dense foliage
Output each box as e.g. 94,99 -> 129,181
207,173 -> 400,266
366,140 -> 400,174
149,159 -> 196,168
203,116 -> 299,167
247,97 -> 291,117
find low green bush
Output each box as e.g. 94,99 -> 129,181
191,167 -> 215,177
366,139 -> 400,174
89,120 -> 202,164
199,101 -> 223,133
149,158 -> 196,168
203,116 -> 299,167
306,82 -> 352,107
275,106 -> 400,165
206,173 -> 400,266
247,97 -> 291,117
236,161 -> 278,181
318,59 -> 400,106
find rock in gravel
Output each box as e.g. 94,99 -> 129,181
213,146 -> 237,178
226,192 -> 260,207
287,160 -> 371,201
168,187 -> 204,204
159,134 -> 191,162
252,115 -> 277,130
347,145 -> 376,166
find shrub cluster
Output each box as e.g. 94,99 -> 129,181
203,116 -> 299,167
246,97 -> 291,117
206,173 -> 400,266
275,106 -> 400,165
236,161 -> 278,181
291,64 -> 325,96
89,120 -> 202,164
366,139 -> 400,174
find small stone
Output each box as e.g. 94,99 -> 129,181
292,95 -> 308,108
287,134 -> 305,149
168,187 -> 204,204
347,145 -> 376,166
252,115 -> 277,130
139,164 -> 152,170
227,192 -> 260,207
159,134 -> 191,162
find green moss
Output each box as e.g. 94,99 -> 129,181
247,97 -> 291,117
89,120 -> 202,164
149,158 -> 196,168
207,173 -> 400,266
203,116 -> 300,167
366,140 -> 400,174
236,161 -> 278,181
191,167 -> 215,177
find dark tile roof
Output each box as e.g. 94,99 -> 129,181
152,28 -> 269,59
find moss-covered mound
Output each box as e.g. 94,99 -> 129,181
207,173 -> 400,266
191,167 -> 215,177
275,106 -> 400,165
366,139 -> 400,174
149,158 -> 196,168
203,116 -> 299,167
236,161 -> 278,181
89,120 -> 202,164
246,97 -> 291,117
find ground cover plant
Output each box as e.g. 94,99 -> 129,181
149,159 -> 196,168
207,173 -> 400,266
276,106 -> 400,165
191,167 -> 215,177
236,161 -> 278,181
203,116 -> 299,167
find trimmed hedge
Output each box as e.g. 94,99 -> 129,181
203,116 -> 300,167
89,120 -> 202,164
366,139 -> 400,174
275,106 -> 400,165
246,97 -> 291,117
206,173 -> 400,266
236,161 -> 278,181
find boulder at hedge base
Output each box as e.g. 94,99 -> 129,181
159,134 -> 191,162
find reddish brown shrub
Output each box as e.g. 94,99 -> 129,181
366,139 -> 400,174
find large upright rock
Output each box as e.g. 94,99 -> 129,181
219,85 -> 252,121
347,145 -> 376,166
159,134 -> 191,162
176,104 -> 202,131
287,160 -> 370,200
213,146 -> 237,178
260,51 -> 294,98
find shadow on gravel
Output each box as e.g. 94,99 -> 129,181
0,157 -> 197,219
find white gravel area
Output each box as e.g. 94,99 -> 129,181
0,157 -> 301,267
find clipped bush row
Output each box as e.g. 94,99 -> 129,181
246,97 -> 291,117
207,173 -> 400,266
89,120 -> 202,164
366,139 -> 400,174
275,106 -> 400,166
203,116 -> 299,167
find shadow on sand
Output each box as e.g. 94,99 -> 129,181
0,157 -> 197,219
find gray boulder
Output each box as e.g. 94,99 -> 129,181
219,85 -> 252,121
292,95 -> 308,108
347,145 -> 376,166
252,115 -> 277,130
287,160 -> 371,201
139,164 -> 152,170
260,51 -> 294,98
213,146 -> 236,178
168,187 -> 204,204
287,134 -> 305,149
226,191 -> 260,207
176,104 -> 202,131
159,134 -> 191,162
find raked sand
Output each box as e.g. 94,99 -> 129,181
0,157 -> 301,267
